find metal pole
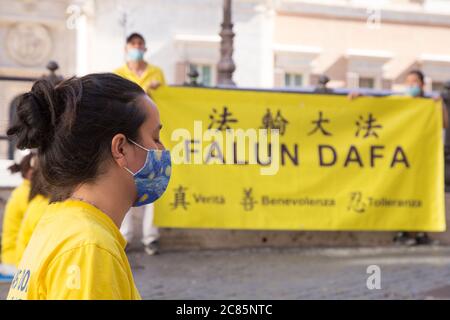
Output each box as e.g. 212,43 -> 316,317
217,0 -> 236,86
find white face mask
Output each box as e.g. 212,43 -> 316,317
405,85 -> 422,97
126,48 -> 145,62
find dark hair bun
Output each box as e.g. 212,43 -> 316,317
7,80 -> 59,150
8,73 -> 146,199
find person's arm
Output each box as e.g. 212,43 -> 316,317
159,69 -> 166,87
347,91 -> 363,100
147,68 -> 166,91
45,244 -> 140,300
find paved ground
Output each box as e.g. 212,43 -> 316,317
2,246 -> 450,299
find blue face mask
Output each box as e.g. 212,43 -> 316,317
126,48 -> 145,62
406,85 -> 422,97
125,139 -> 171,207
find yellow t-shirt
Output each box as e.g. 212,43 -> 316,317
15,194 -> 49,265
114,63 -> 166,97
1,180 -> 30,265
7,200 -> 141,300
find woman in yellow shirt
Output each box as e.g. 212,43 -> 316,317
6,73 -> 171,299
1,153 -> 34,276
14,167 -> 50,265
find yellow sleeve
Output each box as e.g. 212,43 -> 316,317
1,182 -> 30,264
44,244 -> 139,300
113,65 -> 128,78
157,67 -> 166,87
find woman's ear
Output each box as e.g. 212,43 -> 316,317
111,133 -> 130,167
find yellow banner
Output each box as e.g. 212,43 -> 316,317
152,86 -> 445,231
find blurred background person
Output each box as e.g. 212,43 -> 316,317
114,32 -> 166,255
14,163 -> 50,265
350,69 -> 448,246
114,32 -> 166,97
394,70 -> 448,245
0,152 -> 34,281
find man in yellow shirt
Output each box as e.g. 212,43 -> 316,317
114,32 -> 166,98
114,33 -> 165,255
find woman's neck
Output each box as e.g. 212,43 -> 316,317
71,174 -> 133,228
